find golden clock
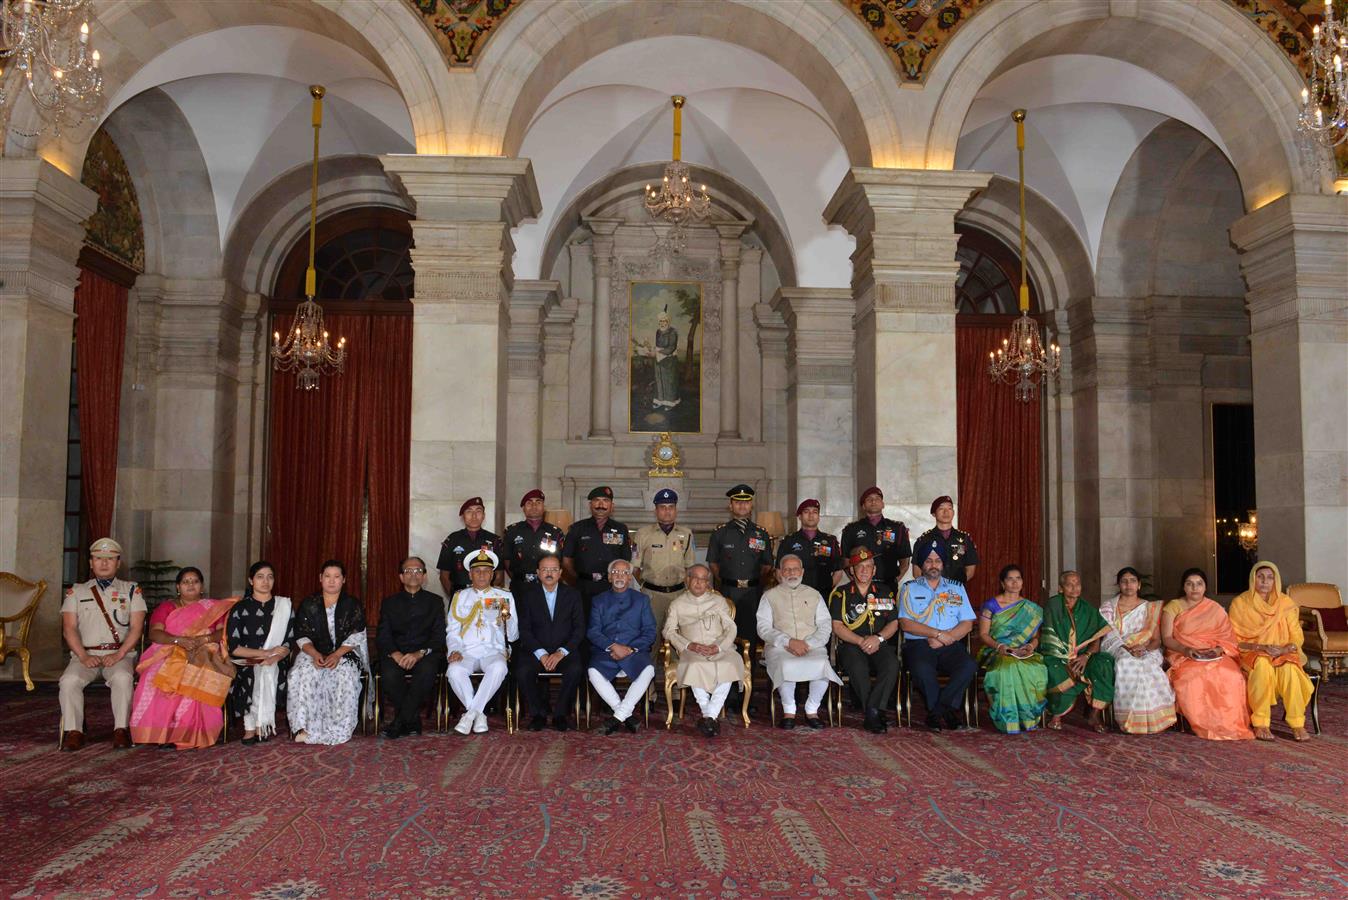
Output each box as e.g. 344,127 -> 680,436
648,431 -> 684,477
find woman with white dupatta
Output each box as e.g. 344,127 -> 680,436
287,559 -> 372,745
225,560 -> 295,745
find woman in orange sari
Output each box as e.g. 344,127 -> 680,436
1229,561 -> 1313,741
129,567 -> 237,749
1161,567 -> 1253,741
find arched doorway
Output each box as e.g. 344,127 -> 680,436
265,208 -> 413,621
954,225 -> 1044,604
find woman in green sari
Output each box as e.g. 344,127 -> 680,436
976,564 -> 1048,733
1040,570 -> 1114,733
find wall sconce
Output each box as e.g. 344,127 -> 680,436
1236,510 -> 1258,552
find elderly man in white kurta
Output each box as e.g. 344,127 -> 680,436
446,550 -> 518,735
663,565 -> 746,737
757,554 -> 841,729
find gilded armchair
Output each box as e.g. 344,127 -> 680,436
0,573 -> 48,691
1288,582 -> 1347,678
663,594 -> 752,728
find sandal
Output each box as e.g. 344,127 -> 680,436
1089,717 -> 1108,735
1046,716 -> 1063,731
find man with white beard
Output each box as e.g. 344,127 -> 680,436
756,554 -> 841,729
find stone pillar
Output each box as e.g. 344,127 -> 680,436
738,246 -> 764,441
584,218 -> 620,438
505,279 -> 559,522
825,168 -> 990,526
380,155 -> 541,578
755,300 -> 790,518
1231,194 -> 1348,588
0,158 -> 96,677
771,288 -> 856,535
717,223 -> 748,438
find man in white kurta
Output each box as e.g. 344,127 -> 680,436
663,565 -> 746,737
447,550 -> 518,735
757,554 -> 841,729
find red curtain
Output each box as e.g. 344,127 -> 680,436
955,318 -> 1043,606
265,312 -> 411,621
74,267 -> 129,544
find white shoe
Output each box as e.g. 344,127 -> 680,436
473,712 -> 489,734
454,711 -> 474,735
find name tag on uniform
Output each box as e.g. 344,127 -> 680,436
749,537 -> 767,551
602,532 -> 624,546
882,529 -> 896,543
540,538 -> 558,554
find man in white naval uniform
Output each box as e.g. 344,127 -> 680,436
756,554 -> 841,729
446,550 -> 518,735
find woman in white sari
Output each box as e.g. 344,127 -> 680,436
1099,567 -> 1175,735
287,560 -> 371,745
225,560 -> 294,744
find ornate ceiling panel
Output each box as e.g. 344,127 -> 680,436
406,0 -> 518,67
844,0 -> 995,83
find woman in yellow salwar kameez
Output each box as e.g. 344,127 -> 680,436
1229,561 -> 1313,742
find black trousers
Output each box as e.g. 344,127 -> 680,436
515,651 -> 585,718
901,640 -> 976,718
721,585 -> 762,648
836,641 -> 899,711
380,652 -> 442,727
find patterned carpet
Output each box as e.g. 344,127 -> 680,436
2,680 -> 1345,899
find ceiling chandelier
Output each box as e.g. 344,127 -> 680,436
271,85 -> 346,391
988,108 -> 1060,403
644,95 -> 711,252
0,0 -> 104,137
1298,0 -> 1347,148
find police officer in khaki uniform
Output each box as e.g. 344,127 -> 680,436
631,487 -> 695,637
59,538 -> 147,750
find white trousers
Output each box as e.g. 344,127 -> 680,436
587,665 -> 654,722
778,679 -> 829,716
448,653 -> 509,714
691,682 -> 733,719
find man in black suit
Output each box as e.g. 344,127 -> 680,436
377,556 -> 446,738
514,554 -> 586,732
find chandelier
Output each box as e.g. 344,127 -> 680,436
0,0 -> 104,137
271,85 -> 346,391
988,109 -> 1060,403
644,95 -> 711,250
1298,0 -> 1347,148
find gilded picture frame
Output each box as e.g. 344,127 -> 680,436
628,279 -> 702,434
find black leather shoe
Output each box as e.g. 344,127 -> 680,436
805,716 -> 825,730
241,735 -> 261,746
601,716 -> 622,735
697,717 -> 717,737
779,717 -> 796,730
552,716 -> 570,733
380,722 -> 404,740
925,714 -> 943,732
404,724 -> 422,737
623,717 -> 640,734
528,715 -> 547,732
943,712 -> 966,731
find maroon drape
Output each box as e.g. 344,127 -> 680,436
74,267 -> 129,543
265,312 -> 410,622
955,318 -> 1043,606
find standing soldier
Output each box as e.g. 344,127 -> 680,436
59,538 -> 147,751
437,497 -> 503,597
910,495 -> 980,586
562,486 -> 632,617
777,498 -> 843,598
502,489 -> 566,590
840,486 -> 912,590
631,487 -> 696,637
706,484 -> 775,650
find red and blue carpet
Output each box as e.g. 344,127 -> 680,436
2,682 -> 1344,898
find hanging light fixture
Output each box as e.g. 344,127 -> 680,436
988,108 -> 1060,403
0,0 -> 105,137
644,95 -> 712,252
1298,0 -> 1348,148
271,85 -> 346,391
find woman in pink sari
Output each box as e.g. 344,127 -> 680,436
1161,567 -> 1253,741
129,567 -> 237,749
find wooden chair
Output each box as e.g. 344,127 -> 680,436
371,650 -> 448,732
663,594 -> 752,728
898,634 -> 977,728
0,573 -> 47,691
759,644 -> 838,727
515,667 -> 583,727
1288,582 -> 1347,678
442,654 -> 514,734
584,671 -> 651,729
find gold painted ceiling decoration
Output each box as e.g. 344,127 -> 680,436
407,0 -> 518,67
845,0 -> 995,83
80,128 -> 145,273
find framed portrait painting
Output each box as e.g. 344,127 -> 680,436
628,280 -> 701,433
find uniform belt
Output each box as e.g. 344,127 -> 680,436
643,582 -> 683,593
87,643 -> 121,651
730,579 -> 759,589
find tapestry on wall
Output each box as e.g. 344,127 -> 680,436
79,128 -> 145,272
408,0 -> 517,67
629,280 -> 701,434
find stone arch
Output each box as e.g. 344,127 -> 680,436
923,0 -> 1323,206
470,0 -> 904,166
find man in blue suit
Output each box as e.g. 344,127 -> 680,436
587,559 -> 657,734
515,554 -> 587,732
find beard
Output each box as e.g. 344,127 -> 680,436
783,576 -> 803,589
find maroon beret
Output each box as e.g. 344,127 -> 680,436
520,489 -> 545,507
859,486 -> 883,505
796,498 -> 820,517
930,495 -> 954,515
459,497 -> 484,516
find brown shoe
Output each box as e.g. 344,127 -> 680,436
111,728 -> 132,749
62,730 -> 85,751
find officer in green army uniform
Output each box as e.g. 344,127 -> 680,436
706,484 -> 775,649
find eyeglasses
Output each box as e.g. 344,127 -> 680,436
401,567 -> 426,574
538,567 -> 561,574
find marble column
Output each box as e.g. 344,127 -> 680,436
825,168 -> 990,526
380,155 -> 541,567
717,223 -> 748,438
584,218 -> 620,439
1231,194 -> 1348,588
506,280 -> 560,510
738,246 -> 764,441
771,288 -> 856,535
0,158 -> 96,677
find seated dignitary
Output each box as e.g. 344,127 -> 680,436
1161,568 -> 1253,741
898,540 -> 977,731
757,554 -> 841,729
447,550 -> 518,735
377,557 -> 446,738
828,548 -> 900,733
288,560 -> 369,745
60,537 -> 147,750
515,554 -> 586,732
975,564 -> 1047,734
1229,561 -> 1313,742
664,564 -> 747,737
587,559 -> 658,734
1040,571 -> 1113,733
226,560 -> 294,745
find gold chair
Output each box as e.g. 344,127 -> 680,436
1288,582 -> 1347,678
663,594 -> 752,728
899,634 -> 977,728
584,671 -> 651,729
516,668 -> 584,726
1,573 -> 48,691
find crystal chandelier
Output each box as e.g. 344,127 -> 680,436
0,0 -> 104,137
272,85 -> 346,391
988,109 -> 1060,403
644,95 -> 711,250
1298,0 -> 1348,148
